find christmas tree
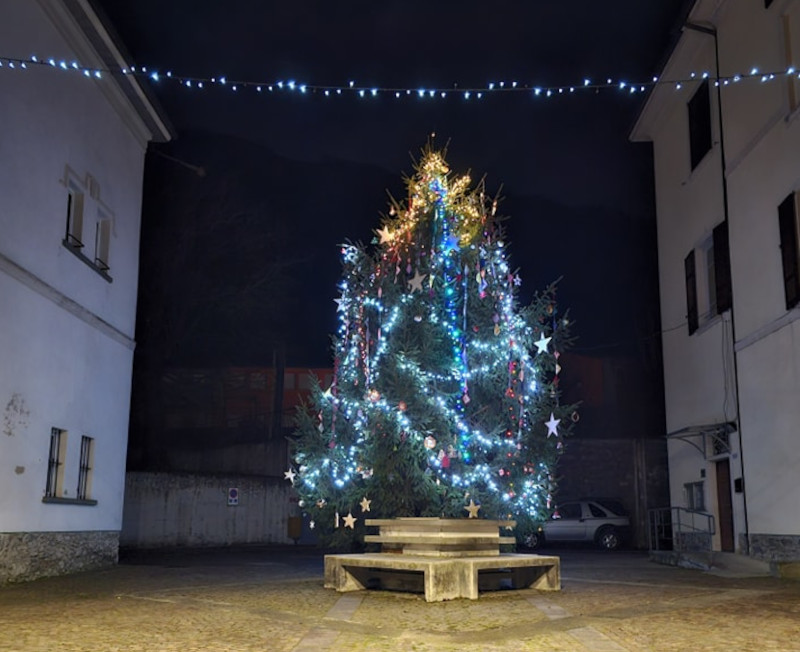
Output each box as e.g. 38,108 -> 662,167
290,143 -> 575,546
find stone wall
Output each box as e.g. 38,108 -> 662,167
0,530 -> 118,584
749,533 -> 800,563
675,531 -> 712,553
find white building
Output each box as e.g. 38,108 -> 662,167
631,0 -> 800,564
0,0 -> 171,582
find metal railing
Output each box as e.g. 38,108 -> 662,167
648,506 -> 715,553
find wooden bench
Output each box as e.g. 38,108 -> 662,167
324,552 -> 561,602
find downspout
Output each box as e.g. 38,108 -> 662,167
684,21 -> 751,553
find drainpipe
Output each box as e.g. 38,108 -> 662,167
683,21 -> 750,553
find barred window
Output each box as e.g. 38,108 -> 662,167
45,428 -> 67,498
77,436 -> 94,500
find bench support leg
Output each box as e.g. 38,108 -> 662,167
424,561 -> 461,602
324,557 -> 365,593
510,564 -> 560,591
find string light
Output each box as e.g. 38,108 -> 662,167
2,54 -> 796,102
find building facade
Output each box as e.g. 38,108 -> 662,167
0,0 -> 170,582
631,0 -> 800,562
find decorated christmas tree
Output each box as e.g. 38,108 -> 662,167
289,143 -> 576,546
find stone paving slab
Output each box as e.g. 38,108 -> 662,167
0,547 -> 798,651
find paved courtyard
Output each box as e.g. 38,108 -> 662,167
0,546 -> 798,651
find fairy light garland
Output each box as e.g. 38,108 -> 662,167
2,54 -> 797,101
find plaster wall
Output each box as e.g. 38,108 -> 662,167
0,0 -> 152,550
0,275 -> 134,532
0,0 -> 146,332
632,0 -> 800,553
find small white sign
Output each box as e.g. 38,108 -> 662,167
227,487 -> 239,506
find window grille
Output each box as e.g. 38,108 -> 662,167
77,436 -> 94,500
45,428 -> 66,498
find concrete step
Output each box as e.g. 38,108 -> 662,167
650,550 -> 773,577
707,552 -> 773,578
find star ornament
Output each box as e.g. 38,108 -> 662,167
360,497 -> 372,512
464,499 -> 481,518
534,334 -> 552,355
343,512 -> 357,529
284,468 -> 297,483
443,234 -> 461,252
545,412 -> 561,438
408,270 -> 427,293
377,226 -> 394,244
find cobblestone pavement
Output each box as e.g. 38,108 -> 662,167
1,546 -> 798,651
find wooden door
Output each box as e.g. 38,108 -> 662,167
715,459 -> 735,552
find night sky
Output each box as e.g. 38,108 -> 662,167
93,0 -> 689,367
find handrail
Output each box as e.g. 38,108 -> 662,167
648,506 -> 715,552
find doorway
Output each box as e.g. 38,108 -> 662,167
715,459 -> 735,552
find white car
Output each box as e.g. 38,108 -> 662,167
527,499 -> 630,551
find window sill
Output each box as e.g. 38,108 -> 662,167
693,310 -> 726,336
62,240 -> 112,283
42,496 -> 98,506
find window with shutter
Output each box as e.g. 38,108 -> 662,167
685,251 -> 699,334
688,80 -> 712,171
778,193 -> 800,310
783,10 -> 800,112
713,221 -> 732,314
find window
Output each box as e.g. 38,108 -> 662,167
685,222 -> 732,334
65,181 -> 85,249
685,251 -> 699,334
713,221 -> 733,313
779,192 -> 800,310
44,427 -> 67,498
783,6 -> 800,111
685,481 -> 705,511
61,167 -> 113,281
77,436 -> 94,500
703,238 -> 717,317
552,503 -> 582,519
588,503 -> 606,518
688,79 -> 712,170
94,218 -> 111,272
